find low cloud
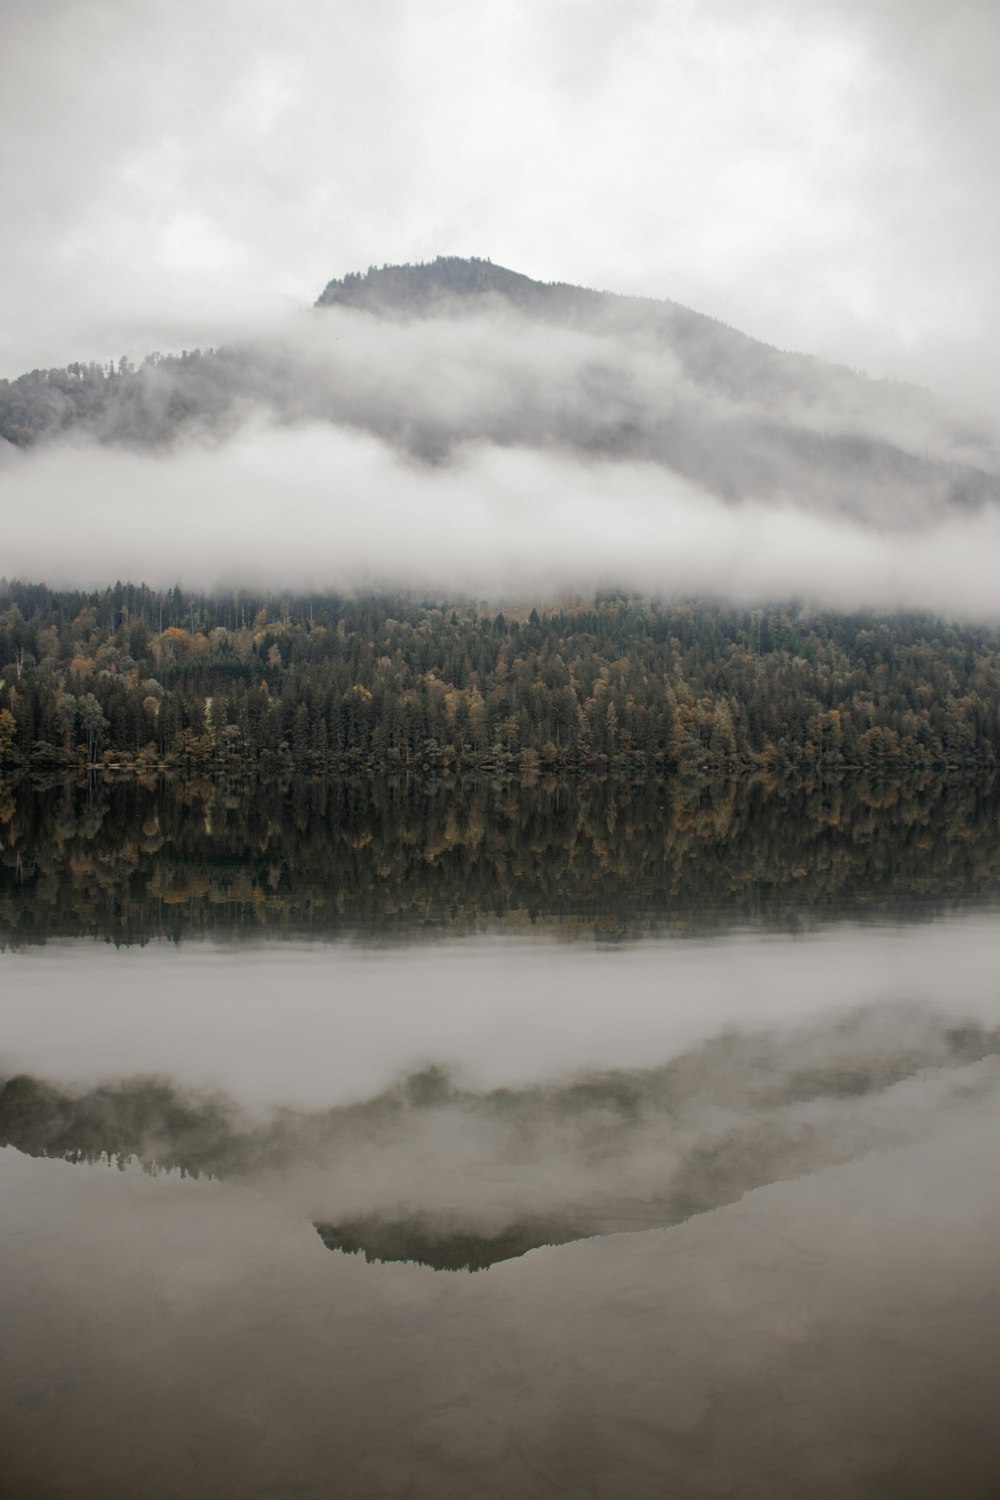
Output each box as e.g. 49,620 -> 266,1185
5,414 -> 1000,615
4,297 -> 1000,614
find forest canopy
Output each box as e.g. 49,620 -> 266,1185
1,582 -> 999,780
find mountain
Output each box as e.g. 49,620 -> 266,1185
316,255 -> 558,313
2,256 -> 997,528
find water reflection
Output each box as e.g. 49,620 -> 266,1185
4,1002 -> 999,1275
3,1056 -> 1000,1498
4,774 -> 1000,1496
3,770 -> 1000,945
5,920 -> 1000,1108
314,1216 -> 582,1272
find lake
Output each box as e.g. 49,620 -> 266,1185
3,774 -> 1000,1498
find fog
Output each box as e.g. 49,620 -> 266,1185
6,421 -> 1000,613
4,297 -> 1000,613
7,918 -> 995,1275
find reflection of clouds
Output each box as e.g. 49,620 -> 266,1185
8,923 -> 1000,1109
5,1006 -> 999,1248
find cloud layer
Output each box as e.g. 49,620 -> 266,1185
4,296 -> 1000,613
6,412 -> 1000,614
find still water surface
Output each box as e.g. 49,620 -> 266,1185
3,780 -> 1000,1497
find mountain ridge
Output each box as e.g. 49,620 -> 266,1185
316,254 -> 902,391
1,256 -> 997,529
315,254 -> 828,378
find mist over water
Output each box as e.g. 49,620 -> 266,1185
6,920 -> 1000,1108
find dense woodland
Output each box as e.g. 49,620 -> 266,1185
0,348 -> 236,449
2,582 -> 1000,780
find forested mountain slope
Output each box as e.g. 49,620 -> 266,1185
2,258 -> 996,528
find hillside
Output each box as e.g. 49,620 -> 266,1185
2,257 -> 997,526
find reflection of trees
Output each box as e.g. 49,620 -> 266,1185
0,1074 -> 243,1177
2,771 -> 1000,947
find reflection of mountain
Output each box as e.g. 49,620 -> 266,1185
2,257 -> 997,525
314,1215 -> 586,1272
4,1009 -> 999,1269
4,773 -> 1000,948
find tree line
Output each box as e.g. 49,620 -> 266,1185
3,584 -> 1000,779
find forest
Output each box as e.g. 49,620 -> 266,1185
2,582 -> 1000,780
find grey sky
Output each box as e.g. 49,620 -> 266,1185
2,0 -> 999,404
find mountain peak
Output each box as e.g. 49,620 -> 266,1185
315,256 -> 565,312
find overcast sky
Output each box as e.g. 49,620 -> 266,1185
2,0 -> 999,403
